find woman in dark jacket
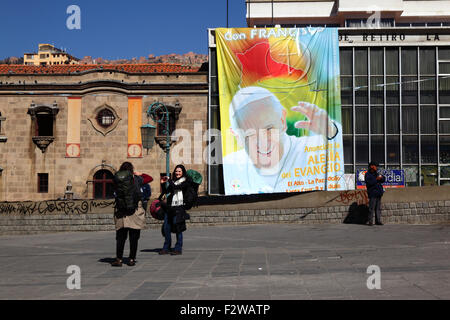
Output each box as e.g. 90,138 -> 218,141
159,164 -> 192,255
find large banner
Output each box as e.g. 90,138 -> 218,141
216,27 -> 345,195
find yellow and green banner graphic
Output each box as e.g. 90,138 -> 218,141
127,97 -> 143,158
216,28 -> 345,195
66,97 -> 81,158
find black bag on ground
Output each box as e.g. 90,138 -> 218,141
113,170 -> 140,218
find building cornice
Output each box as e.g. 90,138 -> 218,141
0,80 -> 208,96
0,69 -> 207,77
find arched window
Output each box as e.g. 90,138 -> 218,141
36,112 -> 54,136
27,103 -> 59,152
93,170 -> 114,199
153,103 -> 182,150
155,108 -> 176,136
155,104 -> 182,137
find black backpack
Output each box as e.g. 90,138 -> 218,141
183,179 -> 199,210
113,170 -> 140,217
184,170 -> 202,210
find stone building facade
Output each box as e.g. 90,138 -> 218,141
0,64 -> 208,201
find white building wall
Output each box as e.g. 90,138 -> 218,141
274,2 -> 335,18
247,0 -> 450,20
338,0 -> 403,12
247,1 -> 335,19
402,1 -> 450,17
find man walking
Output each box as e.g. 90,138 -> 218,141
364,162 -> 386,226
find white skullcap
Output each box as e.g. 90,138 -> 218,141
229,86 -> 284,131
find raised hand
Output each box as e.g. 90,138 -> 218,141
160,176 -> 169,184
291,102 -> 337,139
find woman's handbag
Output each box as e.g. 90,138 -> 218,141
149,199 -> 165,220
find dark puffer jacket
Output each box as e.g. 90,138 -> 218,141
365,170 -> 386,198
161,176 -> 193,233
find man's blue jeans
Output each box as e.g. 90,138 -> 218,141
163,213 -> 183,251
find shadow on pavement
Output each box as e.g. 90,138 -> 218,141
343,202 -> 369,225
140,248 -> 161,253
98,257 -> 117,264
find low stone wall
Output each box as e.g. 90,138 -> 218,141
0,187 -> 449,235
188,201 -> 450,226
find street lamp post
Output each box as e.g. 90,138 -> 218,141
141,102 -> 171,177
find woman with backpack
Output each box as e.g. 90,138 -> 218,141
159,164 -> 193,256
111,161 -> 152,267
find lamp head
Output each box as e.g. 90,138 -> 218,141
140,124 -> 156,151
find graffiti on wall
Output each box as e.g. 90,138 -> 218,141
335,190 -> 369,206
0,200 -> 115,215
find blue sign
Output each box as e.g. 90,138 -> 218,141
357,169 -> 405,189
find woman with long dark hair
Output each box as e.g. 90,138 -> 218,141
159,164 -> 192,255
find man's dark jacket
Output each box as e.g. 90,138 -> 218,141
365,170 -> 385,198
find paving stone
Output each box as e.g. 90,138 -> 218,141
125,282 -> 172,300
0,224 -> 449,299
271,294 -> 311,300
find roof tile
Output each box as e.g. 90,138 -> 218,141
0,63 -> 199,75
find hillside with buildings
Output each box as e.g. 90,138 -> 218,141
79,52 -> 208,67
0,57 -> 23,64
1,50 -> 207,67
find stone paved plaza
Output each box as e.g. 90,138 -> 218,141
0,223 -> 449,300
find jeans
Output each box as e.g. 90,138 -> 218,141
116,227 -> 141,260
368,197 -> 382,224
163,212 -> 183,252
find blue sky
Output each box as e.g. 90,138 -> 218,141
0,0 -> 247,60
